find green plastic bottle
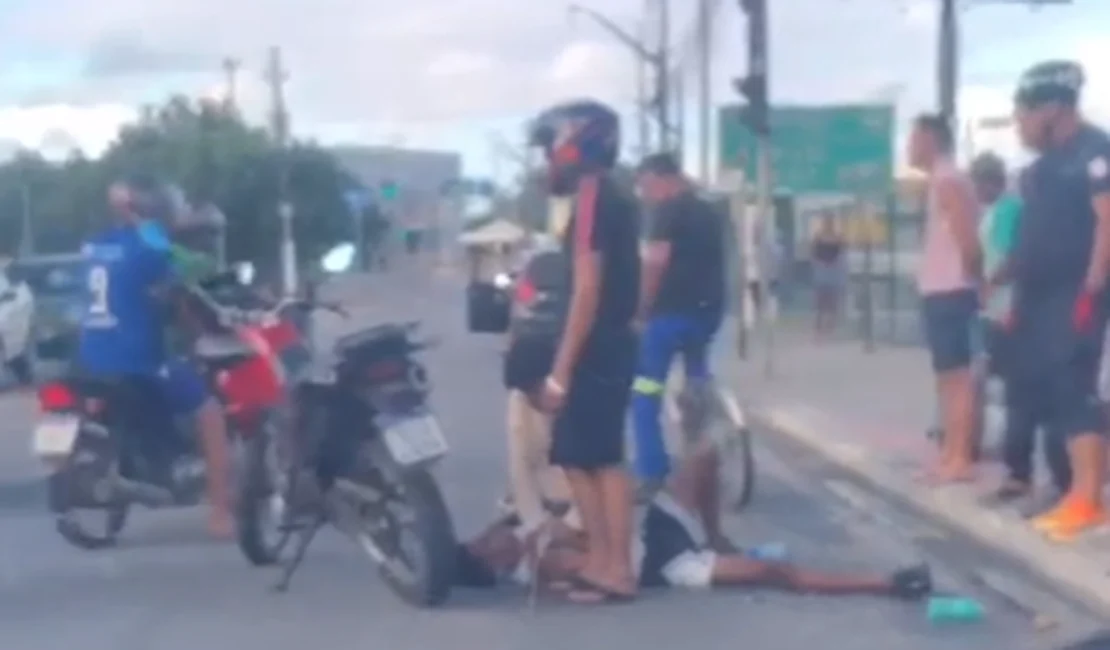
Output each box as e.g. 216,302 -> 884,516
927,596 -> 985,623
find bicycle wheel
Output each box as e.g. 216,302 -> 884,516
665,376 -> 756,512
710,385 -> 756,512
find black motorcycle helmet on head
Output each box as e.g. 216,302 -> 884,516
1014,60 -> 1085,150
528,99 -> 620,196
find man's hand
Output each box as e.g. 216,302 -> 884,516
537,375 -> 567,413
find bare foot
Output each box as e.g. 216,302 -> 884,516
208,509 -> 234,540
920,463 -> 976,486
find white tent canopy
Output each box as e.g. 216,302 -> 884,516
458,218 -> 526,247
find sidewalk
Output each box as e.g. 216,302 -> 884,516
719,327 -> 1110,615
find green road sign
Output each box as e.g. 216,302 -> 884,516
718,104 -> 894,195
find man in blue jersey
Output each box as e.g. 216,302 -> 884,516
78,176 -> 232,537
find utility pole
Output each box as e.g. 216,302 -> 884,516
935,0 -> 1071,142
222,57 -> 241,111
696,0 -> 713,184
567,3 -> 670,151
938,0 -> 958,128
656,0 -> 671,152
17,181 -> 32,258
735,0 -> 772,376
264,46 -> 296,297
636,17 -> 651,157
673,72 -> 685,162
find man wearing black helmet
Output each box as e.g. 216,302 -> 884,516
528,100 -> 641,602
988,60 -> 1110,541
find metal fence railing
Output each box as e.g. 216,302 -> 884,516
775,198 -> 926,349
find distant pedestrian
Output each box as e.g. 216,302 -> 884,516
810,214 -> 846,339
908,113 -> 983,485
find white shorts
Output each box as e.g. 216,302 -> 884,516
661,550 -> 717,589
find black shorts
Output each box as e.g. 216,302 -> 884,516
921,289 -> 977,372
550,330 -> 636,470
1011,292 -> 1107,440
639,493 -> 715,589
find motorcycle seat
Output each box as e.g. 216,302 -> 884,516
333,322 -> 417,355
64,374 -> 137,399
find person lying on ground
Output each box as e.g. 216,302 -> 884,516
453,442 -> 933,602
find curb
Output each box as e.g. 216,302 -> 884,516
754,405 -> 1110,617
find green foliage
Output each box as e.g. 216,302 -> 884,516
0,95 -> 366,271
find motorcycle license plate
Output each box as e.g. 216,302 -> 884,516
33,416 -> 80,458
383,416 -> 448,465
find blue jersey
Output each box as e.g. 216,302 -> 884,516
78,225 -> 174,375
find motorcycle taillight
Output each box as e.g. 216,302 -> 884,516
366,359 -> 404,382
37,382 -> 76,412
514,276 -> 537,306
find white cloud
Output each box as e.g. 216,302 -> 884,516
0,103 -> 136,158
0,0 -> 1103,174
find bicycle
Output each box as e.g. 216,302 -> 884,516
661,362 -> 756,512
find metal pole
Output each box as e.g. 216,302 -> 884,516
265,46 -> 297,298
673,72 -> 685,161
657,0 -> 671,151
746,0 -> 774,377
696,0 -> 712,183
938,0 -> 958,130
636,22 -> 651,156
18,182 -> 32,257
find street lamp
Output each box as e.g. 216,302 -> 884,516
566,3 -> 674,150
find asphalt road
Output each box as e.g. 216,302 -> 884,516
1,266 -> 1107,650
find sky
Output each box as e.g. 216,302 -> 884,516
0,0 -> 1107,185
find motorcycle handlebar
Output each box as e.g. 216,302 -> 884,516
215,297 -> 348,329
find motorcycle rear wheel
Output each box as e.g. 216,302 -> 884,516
364,467 -> 457,608
49,471 -> 130,550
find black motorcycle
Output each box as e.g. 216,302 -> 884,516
235,246 -> 458,608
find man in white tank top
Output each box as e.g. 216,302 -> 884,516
908,114 -> 983,484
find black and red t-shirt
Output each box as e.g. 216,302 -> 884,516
562,173 -> 641,336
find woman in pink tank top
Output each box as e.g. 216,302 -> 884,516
908,115 -> 982,484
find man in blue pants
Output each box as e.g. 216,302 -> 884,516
632,153 -> 727,495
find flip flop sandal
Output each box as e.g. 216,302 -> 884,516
563,574 -> 635,605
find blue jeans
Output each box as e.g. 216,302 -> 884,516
631,313 -> 719,481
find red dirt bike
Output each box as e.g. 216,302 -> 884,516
31,273 -> 304,550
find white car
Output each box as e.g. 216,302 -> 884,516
0,261 -> 35,383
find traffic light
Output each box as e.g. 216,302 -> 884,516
737,0 -> 769,136
734,74 -> 768,135
380,179 -> 399,201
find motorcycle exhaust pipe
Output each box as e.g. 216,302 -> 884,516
113,477 -> 174,507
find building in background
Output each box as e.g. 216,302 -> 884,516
329,145 -> 463,256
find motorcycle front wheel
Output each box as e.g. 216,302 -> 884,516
359,466 -> 457,608
235,428 -> 291,566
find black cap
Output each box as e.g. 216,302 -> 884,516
1015,60 -> 1084,107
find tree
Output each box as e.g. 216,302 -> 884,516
0,95 -> 358,271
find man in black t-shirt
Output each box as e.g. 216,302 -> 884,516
986,61 -> 1110,540
527,100 -> 641,603
631,153 -> 726,487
